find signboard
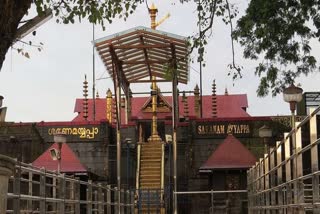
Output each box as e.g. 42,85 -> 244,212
194,122 -> 253,138
37,123 -> 108,142
47,126 -> 99,139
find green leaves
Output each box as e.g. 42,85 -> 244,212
235,0 -> 320,96
23,0 -> 320,97
33,0 -> 141,29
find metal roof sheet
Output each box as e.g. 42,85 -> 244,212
32,143 -> 87,173
94,26 -> 190,84
200,135 -> 257,170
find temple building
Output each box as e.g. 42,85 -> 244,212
0,5 -> 302,213
0,77 -> 295,213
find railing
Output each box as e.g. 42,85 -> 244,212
247,106 -> 320,213
174,190 -> 248,214
2,159 -> 135,214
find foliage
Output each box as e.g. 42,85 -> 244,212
33,0 -> 142,28
2,0 -> 319,97
180,0 -> 320,96
234,0 -> 320,96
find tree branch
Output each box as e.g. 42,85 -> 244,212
226,0 -> 241,76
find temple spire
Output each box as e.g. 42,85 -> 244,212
148,3 -> 161,142
183,91 -> 189,119
83,75 -> 89,120
212,80 -> 217,118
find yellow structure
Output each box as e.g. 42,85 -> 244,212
106,89 -> 113,123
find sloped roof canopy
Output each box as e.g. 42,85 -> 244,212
200,135 -> 256,170
32,143 -> 87,173
94,26 -> 190,91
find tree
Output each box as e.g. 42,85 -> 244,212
1,0 -> 319,96
0,0 -> 141,71
234,0 -> 320,96
187,0 -> 320,96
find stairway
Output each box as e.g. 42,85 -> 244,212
136,142 -> 164,213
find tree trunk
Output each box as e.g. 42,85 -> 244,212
0,0 -> 32,71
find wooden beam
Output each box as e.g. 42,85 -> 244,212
140,36 -> 152,80
114,44 -> 171,49
122,59 -> 170,65
130,79 -> 170,83
127,73 -> 150,82
109,45 -> 129,96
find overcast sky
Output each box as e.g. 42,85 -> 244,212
1,0 -> 319,122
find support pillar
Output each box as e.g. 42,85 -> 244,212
116,81 -> 122,214
172,69 -> 179,214
0,155 -> 16,214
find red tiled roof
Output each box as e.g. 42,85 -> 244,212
32,143 -> 87,173
200,134 -> 256,170
72,94 -> 250,122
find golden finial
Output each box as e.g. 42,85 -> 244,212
106,88 -> 113,123
107,88 -> 112,98
148,3 -> 170,30
96,91 -> 100,98
149,3 -> 158,30
150,3 -> 157,10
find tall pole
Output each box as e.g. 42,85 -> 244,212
148,3 -> 161,142
172,64 -> 178,214
283,83 -> 303,214
291,106 -> 298,213
198,0 -> 203,118
116,79 -> 121,213
92,23 -> 96,121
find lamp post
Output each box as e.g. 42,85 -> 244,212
283,83 -> 303,128
0,95 -> 7,122
54,134 -> 67,174
258,125 -> 272,154
283,83 -> 303,213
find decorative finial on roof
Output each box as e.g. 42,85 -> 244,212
150,3 -> 157,10
83,75 -> 88,120
194,84 -> 200,95
212,79 -> 217,118
225,87 -> 228,95
107,88 -> 112,98
149,3 -> 158,30
183,91 -> 189,119
96,91 -> 100,99
106,88 -> 112,123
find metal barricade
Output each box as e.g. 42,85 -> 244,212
174,189 -> 248,214
4,161 -> 135,213
247,106 -> 320,213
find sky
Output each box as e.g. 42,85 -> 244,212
1,0 -> 319,122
